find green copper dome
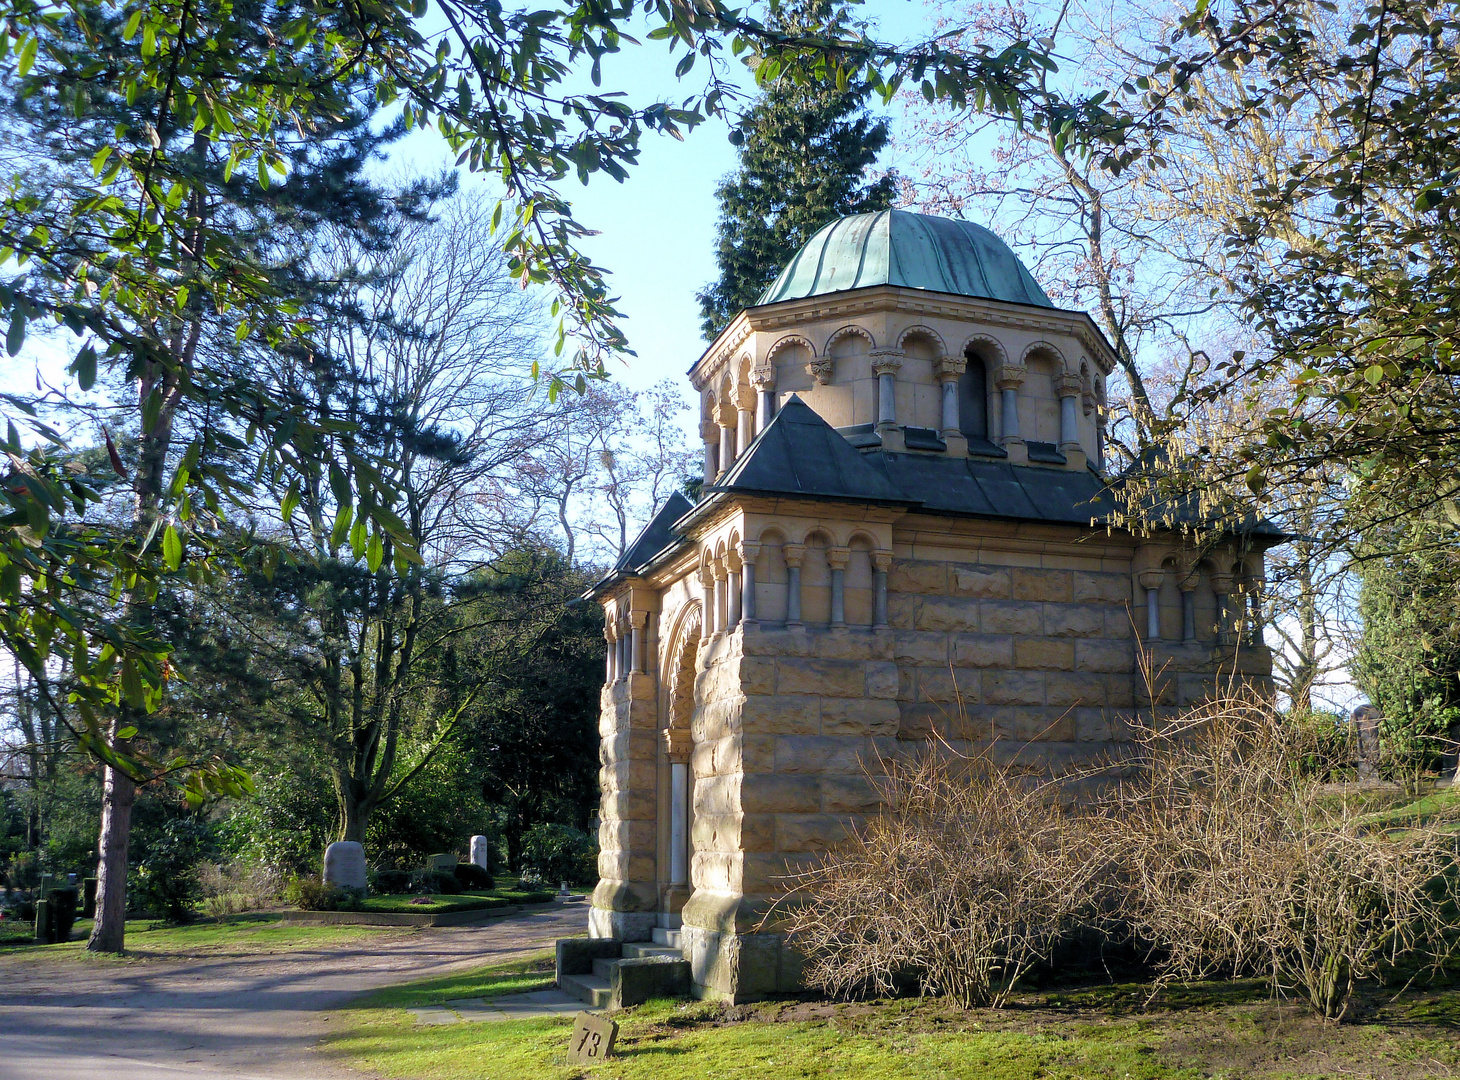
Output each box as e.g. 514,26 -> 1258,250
757,209 -> 1053,308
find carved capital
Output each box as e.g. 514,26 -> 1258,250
736,540 -> 761,564
782,543 -> 805,569
871,549 -> 894,573
826,546 -> 851,571
1082,390 -> 1096,416
663,727 -> 692,763
1210,572 -> 1234,594
869,348 -> 904,376
630,609 -> 648,628
750,363 -> 776,390
995,363 -> 1026,390
807,357 -> 834,385
1055,372 -> 1083,398
1137,568 -> 1165,591
934,355 -> 967,381
734,383 -> 758,411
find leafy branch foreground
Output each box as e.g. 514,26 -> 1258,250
782,693 -> 1460,1021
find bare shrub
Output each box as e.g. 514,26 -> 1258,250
1104,690 -> 1459,1020
197,862 -> 284,918
779,742 -> 1101,1008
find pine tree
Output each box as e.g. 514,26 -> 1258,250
696,0 -> 897,339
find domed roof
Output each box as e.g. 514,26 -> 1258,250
757,209 -> 1053,308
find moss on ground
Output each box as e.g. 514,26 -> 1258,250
319,956 -> 1460,1080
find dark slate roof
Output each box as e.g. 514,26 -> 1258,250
588,402 -> 1279,597
708,395 -> 914,505
596,491 -> 694,587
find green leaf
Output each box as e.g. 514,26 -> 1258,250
349,516 -> 367,558
163,525 -> 183,570
1364,364 -> 1384,385
5,307 -> 25,356
72,345 -> 97,390
281,481 -> 300,524
123,9 -> 143,39
367,530 -> 384,572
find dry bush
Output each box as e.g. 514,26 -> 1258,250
1103,690 -> 1459,1020
779,742 -> 1102,1008
197,862 -> 285,918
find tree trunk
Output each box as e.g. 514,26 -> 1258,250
87,758 -> 136,951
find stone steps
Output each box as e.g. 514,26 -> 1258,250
651,927 -> 683,948
622,943 -> 683,959
557,972 -> 612,1009
557,934 -> 691,1010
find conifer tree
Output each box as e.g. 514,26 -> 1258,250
697,0 -> 898,338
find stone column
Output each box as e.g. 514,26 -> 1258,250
1138,568 -> 1164,641
996,363 -> 1027,463
872,550 -> 892,629
618,622 -> 631,675
934,355 -> 968,456
664,728 -> 692,887
735,385 -> 756,457
1056,372 -> 1087,469
629,610 -> 646,673
717,421 -> 734,477
1211,571 -> 1234,644
605,628 -> 616,683
783,543 -> 805,629
713,558 -> 728,634
871,348 -> 903,437
751,364 -> 776,434
702,437 -> 717,487
725,547 -> 742,628
738,540 -> 760,627
827,546 -> 849,628
699,567 -> 715,642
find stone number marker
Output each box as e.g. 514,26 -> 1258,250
568,1011 -> 618,1064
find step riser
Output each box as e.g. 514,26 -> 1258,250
622,943 -> 683,959
558,972 -> 611,1008
651,928 -> 684,948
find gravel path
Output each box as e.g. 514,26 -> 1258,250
0,904 -> 585,1080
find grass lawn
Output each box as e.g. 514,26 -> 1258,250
0,912 -> 402,959
356,888 -> 554,914
321,956 -> 1460,1080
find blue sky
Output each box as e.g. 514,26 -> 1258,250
406,1 -> 935,398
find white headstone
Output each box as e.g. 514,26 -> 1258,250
323,841 -> 367,892
470,835 -> 490,870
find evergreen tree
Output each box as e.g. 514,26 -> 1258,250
1,0 -> 424,951
696,0 -> 898,339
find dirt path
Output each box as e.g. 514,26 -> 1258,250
0,904 -> 585,1080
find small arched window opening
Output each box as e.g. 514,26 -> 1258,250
959,350 -> 988,440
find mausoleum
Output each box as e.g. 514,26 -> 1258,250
578,209 -> 1279,1003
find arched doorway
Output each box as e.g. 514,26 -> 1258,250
659,604 -> 700,923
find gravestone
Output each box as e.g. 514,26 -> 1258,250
470,835 -> 490,870
1352,704 -> 1382,781
567,1012 -> 618,1064
429,852 -> 457,873
323,841 -> 367,893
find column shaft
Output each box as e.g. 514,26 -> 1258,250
941,379 -> 959,434
669,762 -> 689,886
1147,586 -> 1160,641
718,424 -> 733,475
742,562 -> 756,622
1060,394 -> 1079,446
873,569 -> 888,628
757,389 -> 774,432
727,570 -> 741,627
878,372 -> 896,426
786,566 -> 802,625
1182,591 -> 1197,642
1001,387 -> 1020,439
830,567 -> 845,627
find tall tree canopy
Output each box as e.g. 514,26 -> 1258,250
696,0 -> 897,338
